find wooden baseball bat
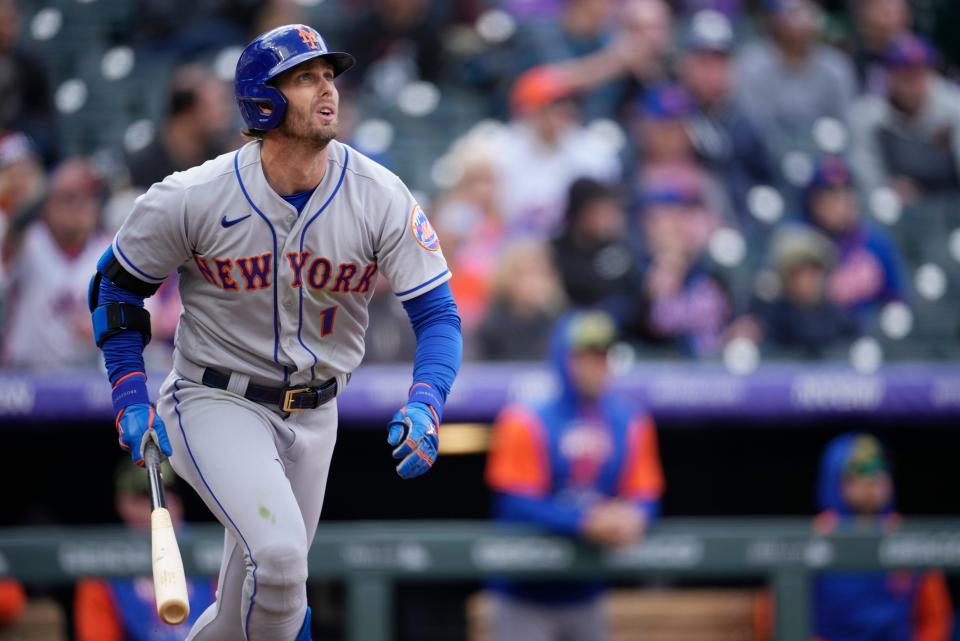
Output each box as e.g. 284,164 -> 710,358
144,441 -> 190,625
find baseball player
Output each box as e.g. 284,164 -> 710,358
88,24 -> 462,641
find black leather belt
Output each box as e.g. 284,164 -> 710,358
201,368 -> 339,412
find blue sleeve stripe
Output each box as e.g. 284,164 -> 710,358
114,238 -> 165,282
395,270 -> 450,298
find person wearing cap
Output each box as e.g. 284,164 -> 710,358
635,169 -> 732,357
812,433 -> 953,641
678,10 -> 777,229
2,157 -> 111,368
735,0 -> 857,160
800,155 -> 904,316
631,82 -> 735,219
74,461 -> 216,641
494,64 -> 620,236
485,309 -> 664,641
749,224 -> 858,358
848,32 -> 960,202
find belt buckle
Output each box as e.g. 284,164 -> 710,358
281,386 -> 319,412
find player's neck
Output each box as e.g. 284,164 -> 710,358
260,138 -> 330,196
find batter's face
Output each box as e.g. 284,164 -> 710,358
273,57 -> 340,148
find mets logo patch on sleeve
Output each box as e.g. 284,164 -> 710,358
410,204 -> 441,252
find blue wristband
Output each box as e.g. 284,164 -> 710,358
408,382 -> 444,423
112,372 -> 150,416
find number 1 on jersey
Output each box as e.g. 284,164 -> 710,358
320,306 -> 337,337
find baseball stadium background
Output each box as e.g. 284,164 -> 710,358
3,0 -> 960,639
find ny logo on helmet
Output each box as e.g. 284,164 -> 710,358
297,27 -> 321,50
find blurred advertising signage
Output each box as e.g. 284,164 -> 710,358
471,537 -> 575,570
791,375 -> 884,411
746,538 -> 835,568
879,534 -> 960,567
604,535 -> 705,568
340,541 -> 431,572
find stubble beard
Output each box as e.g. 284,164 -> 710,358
279,103 -> 337,150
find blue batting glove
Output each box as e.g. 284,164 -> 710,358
116,403 -> 172,466
387,402 -> 439,479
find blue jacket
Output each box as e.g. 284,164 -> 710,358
485,314 -> 664,604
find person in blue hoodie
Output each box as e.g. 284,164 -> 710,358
484,309 -> 665,641
813,433 -> 953,641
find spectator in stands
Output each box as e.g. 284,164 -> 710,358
801,156 -> 904,316
736,0 -> 857,161
637,176 -> 731,356
813,433 -> 953,641
525,0 -> 674,124
0,130 -> 44,221
341,0 -> 446,94
848,33 -> 960,204
512,0 -> 615,80
609,0 -> 674,118
750,225 -> 858,358
679,11 -> 777,227
630,83 -> 732,222
0,0 -> 58,166
125,65 -> 232,190
75,460 -> 215,641
0,131 -> 45,293
432,136 -> 504,332
475,239 -> 566,361
494,65 -> 620,236
845,0 -> 912,93
485,309 -> 664,641
2,158 -> 110,368
551,177 -> 644,328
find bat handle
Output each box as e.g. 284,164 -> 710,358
144,441 -> 167,511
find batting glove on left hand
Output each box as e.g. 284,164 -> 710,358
117,404 -> 173,466
387,402 -> 439,479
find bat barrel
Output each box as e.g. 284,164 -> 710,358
151,507 -> 190,625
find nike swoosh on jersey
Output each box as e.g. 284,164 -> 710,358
221,214 -> 252,228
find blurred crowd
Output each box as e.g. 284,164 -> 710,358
1,0 -> 960,371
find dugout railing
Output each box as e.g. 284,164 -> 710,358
2,519 -> 960,641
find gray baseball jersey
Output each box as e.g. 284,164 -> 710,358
112,139 -> 450,384
118,139 -> 450,641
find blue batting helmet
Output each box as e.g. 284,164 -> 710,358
235,24 -> 355,132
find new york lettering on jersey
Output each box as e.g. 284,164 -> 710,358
111,138 -> 450,385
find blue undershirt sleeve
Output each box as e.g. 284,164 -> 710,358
98,276 -> 148,385
495,493 -> 585,536
400,282 -> 462,421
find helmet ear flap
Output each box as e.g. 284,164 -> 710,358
237,84 -> 288,132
